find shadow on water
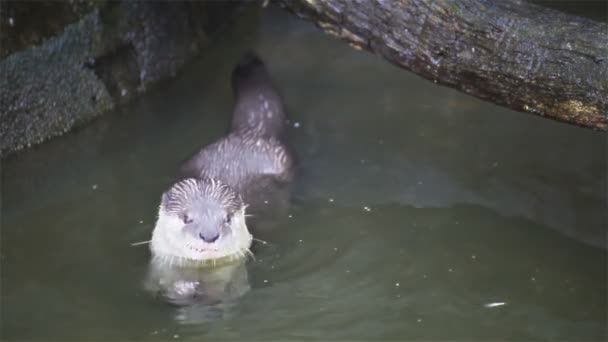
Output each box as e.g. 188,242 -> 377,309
1,3 -> 606,341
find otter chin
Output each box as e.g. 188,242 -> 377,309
150,178 -> 253,268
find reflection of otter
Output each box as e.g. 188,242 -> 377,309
145,53 -> 294,312
144,261 -> 250,323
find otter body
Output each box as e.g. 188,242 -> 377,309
178,132 -> 293,198
149,53 -> 294,268
179,52 -> 294,193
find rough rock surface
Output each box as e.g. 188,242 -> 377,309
0,1 -> 241,158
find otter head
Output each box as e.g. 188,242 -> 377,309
150,178 -> 252,267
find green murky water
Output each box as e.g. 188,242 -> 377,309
2,4 -> 606,341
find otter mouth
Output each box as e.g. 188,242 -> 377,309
186,244 -> 219,254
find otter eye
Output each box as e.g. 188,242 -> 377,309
224,214 -> 232,225
182,214 -> 193,224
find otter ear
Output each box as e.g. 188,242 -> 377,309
161,192 -> 171,208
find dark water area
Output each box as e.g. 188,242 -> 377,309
1,4 -> 606,341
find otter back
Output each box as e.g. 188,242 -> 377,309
230,53 -> 287,139
177,53 -> 294,203
178,133 -> 294,196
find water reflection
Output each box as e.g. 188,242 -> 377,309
144,260 -> 250,324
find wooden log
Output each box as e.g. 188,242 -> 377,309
277,0 -> 608,130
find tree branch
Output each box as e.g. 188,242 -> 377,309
277,0 -> 608,130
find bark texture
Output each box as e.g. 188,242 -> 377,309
277,0 -> 608,130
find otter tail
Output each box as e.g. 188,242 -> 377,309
230,52 -> 287,138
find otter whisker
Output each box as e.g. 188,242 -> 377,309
130,240 -> 151,246
252,237 -> 268,245
241,250 -> 252,262
245,248 -> 256,261
234,249 -> 247,263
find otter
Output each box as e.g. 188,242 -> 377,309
149,53 -> 295,268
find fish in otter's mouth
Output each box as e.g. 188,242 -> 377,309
150,178 -> 253,267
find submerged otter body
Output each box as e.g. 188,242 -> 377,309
149,53 -> 294,268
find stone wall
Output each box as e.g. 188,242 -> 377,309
0,1 -> 244,158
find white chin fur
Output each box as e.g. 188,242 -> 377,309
150,207 -> 252,268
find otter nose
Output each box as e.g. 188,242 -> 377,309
199,232 -> 219,243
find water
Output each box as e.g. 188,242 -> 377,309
2,4 -> 606,340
